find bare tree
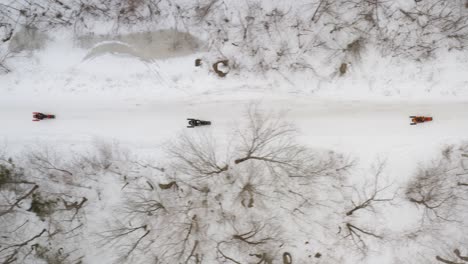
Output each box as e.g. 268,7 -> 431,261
0,228 -> 47,264
101,105 -> 352,263
345,160 -> 396,216
396,144 -> 468,264
235,104 -> 351,179
27,148 -> 74,178
338,160 -> 395,255
340,222 -> 383,254
405,146 -> 466,223
0,147 -> 98,264
166,131 -> 229,180
234,105 -> 299,165
436,248 -> 468,264
0,51 -> 12,74
0,157 -> 44,263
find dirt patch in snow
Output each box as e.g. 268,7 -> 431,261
79,30 -> 205,61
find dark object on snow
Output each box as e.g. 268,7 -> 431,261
33,112 -> 55,121
187,118 -> 211,128
339,63 -> 347,76
410,116 -> 433,125
195,58 -> 202,67
212,60 -> 229,77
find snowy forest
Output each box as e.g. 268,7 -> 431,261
1,0 -> 468,264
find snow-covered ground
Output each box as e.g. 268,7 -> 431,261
1,1 -> 468,263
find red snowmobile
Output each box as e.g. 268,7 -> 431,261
410,116 -> 432,125
33,112 -> 55,122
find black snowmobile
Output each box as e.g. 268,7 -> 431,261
33,112 -> 56,121
187,118 -> 211,128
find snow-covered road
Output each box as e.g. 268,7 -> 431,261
1,97 -> 467,162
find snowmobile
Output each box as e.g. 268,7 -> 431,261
187,118 -> 211,128
33,112 -> 55,122
410,116 -> 432,125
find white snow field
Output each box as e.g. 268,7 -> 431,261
1,0 -> 468,263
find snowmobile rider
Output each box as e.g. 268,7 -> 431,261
33,113 -> 47,120
412,117 -> 425,123
188,119 -> 201,126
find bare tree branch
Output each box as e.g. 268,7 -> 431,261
0,184 -> 38,217
346,161 -> 395,216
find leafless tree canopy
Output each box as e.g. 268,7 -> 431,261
405,145 -> 468,224
1,119 -> 467,263
1,0 -> 467,75
339,160 -> 396,254
100,106 -> 352,263
0,157 -> 75,263
399,144 -> 468,263
0,142 -> 131,264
